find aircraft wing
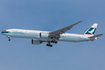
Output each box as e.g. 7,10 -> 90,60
88,34 -> 104,38
49,21 -> 82,36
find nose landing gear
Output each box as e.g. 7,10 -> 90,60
8,38 -> 11,41
7,36 -> 11,41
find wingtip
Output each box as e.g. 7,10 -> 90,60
78,21 -> 83,23
101,34 -> 104,35
76,21 -> 82,24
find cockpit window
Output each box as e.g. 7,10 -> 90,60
2,30 -> 10,33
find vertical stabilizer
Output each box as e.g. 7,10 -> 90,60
84,23 -> 98,35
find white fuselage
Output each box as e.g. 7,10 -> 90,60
2,29 -> 96,42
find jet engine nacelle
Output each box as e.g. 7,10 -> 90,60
31,39 -> 42,45
40,33 -> 49,38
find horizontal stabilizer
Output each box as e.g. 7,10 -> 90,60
88,34 -> 104,38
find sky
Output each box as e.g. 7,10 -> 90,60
0,0 -> 105,70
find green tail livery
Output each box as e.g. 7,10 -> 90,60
84,23 -> 98,35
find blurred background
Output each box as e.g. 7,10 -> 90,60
0,0 -> 105,70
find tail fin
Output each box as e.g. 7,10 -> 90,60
84,23 -> 98,35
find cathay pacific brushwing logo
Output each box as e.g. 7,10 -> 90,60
85,28 -> 96,35
88,28 -> 95,34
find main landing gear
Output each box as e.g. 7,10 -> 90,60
46,40 -> 58,47
46,42 -> 53,47
51,40 -> 57,44
46,44 -> 53,47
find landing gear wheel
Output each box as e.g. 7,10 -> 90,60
7,36 -> 11,41
50,45 -> 52,47
46,44 -> 49,46
55,41 -> 57,44
8,38 -> 11,41
46,44 -> 53,47
51,40 -> 58,44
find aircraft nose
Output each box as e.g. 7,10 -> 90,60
1,30 -> 7,34
1,30 -> 10,34
1,31 -> 4,34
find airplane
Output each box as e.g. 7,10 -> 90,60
1,21 -> 103,47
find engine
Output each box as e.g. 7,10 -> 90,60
31,39 -> 42,45
40,33 -> 49,38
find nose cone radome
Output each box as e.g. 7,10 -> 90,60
1,31 -> 4,34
